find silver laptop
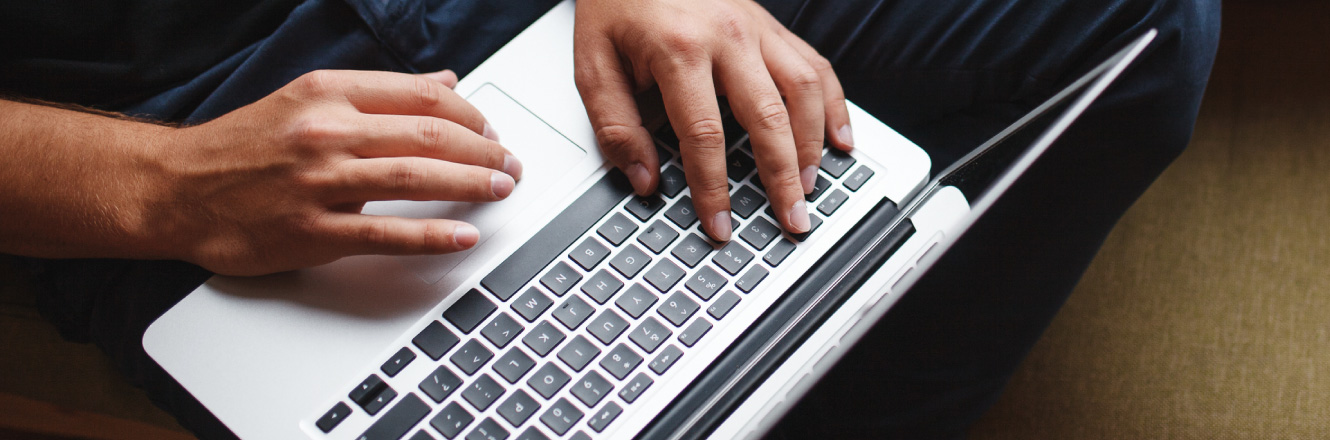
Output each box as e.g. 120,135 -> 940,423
143,2 -> 1154,439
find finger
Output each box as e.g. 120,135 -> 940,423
325,158 -> 515,204
323,70 -> 497,142
779,30 -> 854,151
320,213 -> 480,256
352,114 -> 522,180
574,30 -> 658,195
717,52 -> 811,234
761,35 -> 825,194
654,53 -> 732,241
419,69 -> 459,89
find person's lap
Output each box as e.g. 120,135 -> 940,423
16,0 -> 1219,438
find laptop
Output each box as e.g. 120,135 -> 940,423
143,2 -> 1155,439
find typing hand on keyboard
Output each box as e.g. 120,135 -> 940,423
571,0 -> 855,242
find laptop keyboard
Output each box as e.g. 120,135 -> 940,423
313,112 -> 879,440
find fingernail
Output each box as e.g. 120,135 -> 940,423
837,124 -> 854,149
800,166 -> 818,194
710,212 -> 733,242
626,163 -> 652,195
483,122 -> 500,142
789,200 -> 811,233
454,223 -> 480,248
491,171 -> 515,199
503,153 -> 523,181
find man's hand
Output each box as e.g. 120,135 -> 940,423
574,0 -> 854,242
0,69 -> 521,276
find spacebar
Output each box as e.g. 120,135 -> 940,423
481,169 -> 633,299
357,393 -> 428,440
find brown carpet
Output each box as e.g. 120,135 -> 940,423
969,2 -> 1330,438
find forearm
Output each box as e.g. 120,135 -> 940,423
0,99 -> 177,260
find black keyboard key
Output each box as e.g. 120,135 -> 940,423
791,214 -> 823,241
540,398 -> 584,436
522,321 -> 566,357
445,289 -> 497,334
511,288 -> 553,323
527,363 -> 571,399
625,195 -> 666,221
843,165 -> 874,191
739,216 -> 780,250
726,150 -> 757,182
655,123 -> 679,149
657,291 -> 700,327
430,402 -> 473,439
669,233 -> 713,268
817,189 -> 848,216
678,318 -> 712,347
664,196 -> 698,229
659,166 -> 687,198
497,390 -> 541,427
636,220 -> 679,254
708,291 -> 742,320
600,344 -> 644,380
466,418 -> 508,440
615,284 -> 659,319
684,266 -> 726,300
618,373 -> 654,403
317,402 -> 351,433
515,427 -> 551,440
462,374 -> 506,412
588,402 -> 623,433
410,429 -> 437,440
763,238 -> 797,266
363,386 -> 397,416
571,370 -> 614,407
419,365 -> 463,403
630,317 -> 672,353
820,149 -> 856,178
557,335 -> 601,372
350,374 -> 387,407
648,344 -> 684,374
552,295 -> 593,330
450,339 -> 494,376
644,259 -> 686,292
580,269 -> 624,304
730,185 -> 766,219
539,261 -> 582,297
481,171 -> 632,300
569,238 -> 610,271
656,143 -> 674,165
481,312 -> 524,349
381,347 -> 417,377
805,175 -> 832,202
587,309 -> 629,345
609,244 -> 651,279
493,348 -> 536,384
414,321 -> 460,361
712,241 -> 754,275
735,265 -> 769,293
596,213 -> 638,246
359,393 -> 428,440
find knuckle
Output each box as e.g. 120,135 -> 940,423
713,13 -> 749,44
767,170 -> 804,193
789,68 -> 822,94
413,76 -> 442,110
287,113 -> 346,147
595,124 -> 642,153
681,118 -> 727,149
807,54 -> 834,74
387,161 -> 429,193
751,101 -> 792,133
660,31 -> 708,63
294,70 -> 341,96
416,118 -> 447,150
360,217 -> 392,247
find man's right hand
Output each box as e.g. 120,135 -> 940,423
0,69 -> 521,276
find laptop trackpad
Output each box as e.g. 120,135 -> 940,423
362,83 -> 587,285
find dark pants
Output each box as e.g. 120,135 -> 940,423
18,0 -> 1220,438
